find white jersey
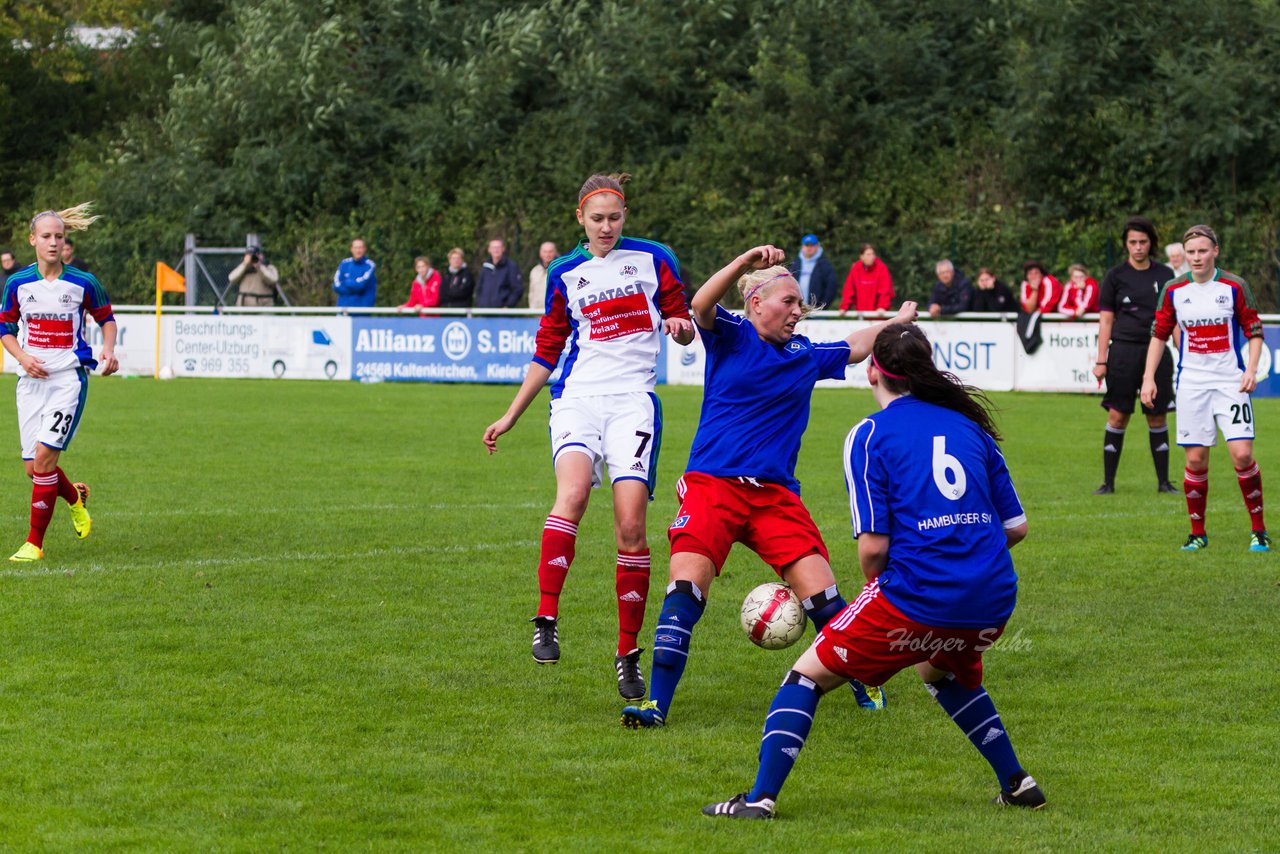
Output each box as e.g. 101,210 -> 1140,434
1151,269 -> 1262,391
532,237 -> 690,399
0,264 -> 115,376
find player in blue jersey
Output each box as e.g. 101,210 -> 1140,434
0,204 -> 118,562
621,245 -> 916,729
703,323 -> 1044,819
484,173 -> 695,701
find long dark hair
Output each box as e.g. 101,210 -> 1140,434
873,324 -> 1002,441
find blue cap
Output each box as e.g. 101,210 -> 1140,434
801,233 -> 819,246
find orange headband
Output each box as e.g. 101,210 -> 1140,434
577,187 -> 625,209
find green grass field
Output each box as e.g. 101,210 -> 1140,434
0,377 -> 1275,851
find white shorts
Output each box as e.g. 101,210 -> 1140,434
548,392 -> 663,495
1175,386 -> 1255,446
16,368 -> 89,459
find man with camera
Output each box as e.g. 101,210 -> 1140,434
229,245 -> 280,307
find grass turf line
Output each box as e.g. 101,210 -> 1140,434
0,377 -> 1275,850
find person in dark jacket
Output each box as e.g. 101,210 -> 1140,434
788,233 -> 838,307
969,267 -> 1016,313
474,239 -> 524,308
928,260 -> 973,317
439,247 -> 475,308
1,250 -> 18,284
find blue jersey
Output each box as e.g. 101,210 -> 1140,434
686,305 -> 850,494
844,396 -> 1026,628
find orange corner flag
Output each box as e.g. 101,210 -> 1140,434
156,262 -> 186,293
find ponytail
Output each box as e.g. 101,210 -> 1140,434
872,323 -> 1002,441
30,202 -> 100,234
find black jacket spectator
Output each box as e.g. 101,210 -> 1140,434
929,271 -> 974,315
440,264 -> 476,308
788,250 -> 838,308
970,278 -> 1016,313
475,256 -> 524,308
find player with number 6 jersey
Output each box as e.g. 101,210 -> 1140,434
1142,224 -> 1269,552
620,244 -> 917,730
703,323 -> 1043,820
0,204 -> 119,562
483,173 -> 694,701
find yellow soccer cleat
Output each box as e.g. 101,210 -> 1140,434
9,542 -> 44,562
69,482 -> 91,539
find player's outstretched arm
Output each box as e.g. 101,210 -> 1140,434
857,532 -> 889,583
1139,336 -> 1166,407
844,301 -> 919,364
0,333 -> 46,379
98,320 -> 119,376
483,362 -> 553,454
690,245 -> 786,330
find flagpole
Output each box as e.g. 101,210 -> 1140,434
155,263 -> 162,379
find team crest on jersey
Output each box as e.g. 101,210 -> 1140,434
787,341 -> 804,352
59,293 -> 75,305
1216,294 -> 1230,307
621,265 -> 637,277
670,514 -> 690,529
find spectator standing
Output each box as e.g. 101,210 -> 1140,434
1058,263 -> 1099,319
228,245 -> 280,307
1092,216 -> 1177,495
1,251 -> 19,284
400,256 -> 441,313
61,237 -> 88,271
840,243 -> 894,313
1165,242 -> 1191,277
1018,261 -> 1061,314
475,239 -> 524,308
969,268 -> 1016,313
333,238 -> 377,309
439,247 -> 475,308
527,241 -> 558,312
927,259 -> 973,317
788,233 -> 837,307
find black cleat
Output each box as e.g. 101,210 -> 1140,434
531,616 -> 559,664
615,648 -> 646,701
1157,481 -> 1180,494
1092,483 -> 1114,495
703,793 -> 775,819
993,772 -> 1046,809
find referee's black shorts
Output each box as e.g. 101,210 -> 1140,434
1102,339 -> 1174,415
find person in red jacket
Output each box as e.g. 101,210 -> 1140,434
840,244 -> 894,313
400,256 -> 441,313
1018,260 -> 1061,314
1058,263 -> 1099,319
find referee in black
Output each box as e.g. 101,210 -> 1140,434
1092,216 -> 1178,494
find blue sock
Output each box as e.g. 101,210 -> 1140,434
647,580 -> 705,718
801,584 -> 845,631
748,671 -> 821,803
926,675 -> 1023,787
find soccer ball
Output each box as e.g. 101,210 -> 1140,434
157,365 -> 175,380
740,582 -> 806,650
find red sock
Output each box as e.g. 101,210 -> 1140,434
1236,462 -> 1265,532
616,549 -> 651,655
1184,467 -> 1208,536
537,515 -> 577,618
27,471 -> 59,548
54,467 -> 80,505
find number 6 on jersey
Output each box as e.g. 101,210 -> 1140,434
932,435 -> 967,500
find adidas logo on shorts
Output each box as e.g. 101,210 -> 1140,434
630,461 -> 645,472
833,646 -> 848,662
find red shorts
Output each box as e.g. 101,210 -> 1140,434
667,472 -> 828,575
813,581 -> 1004,690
